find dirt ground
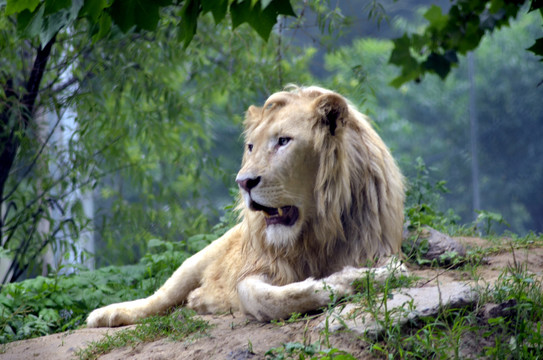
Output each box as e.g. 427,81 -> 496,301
2,237 -> 543,360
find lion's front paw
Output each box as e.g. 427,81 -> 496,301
322,266 -> 361,296
86,303 -> 139,328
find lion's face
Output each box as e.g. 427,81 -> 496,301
236,88 -> 347,248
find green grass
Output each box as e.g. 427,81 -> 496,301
265,341 -> 357,360
326,232 -> 543,360
75,308 -> 209,360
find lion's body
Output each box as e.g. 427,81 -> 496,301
87,86 -> 406,327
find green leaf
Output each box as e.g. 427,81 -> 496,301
389,34 -> 413,66
231,0 -> 295,40
266,0 -> 295,17
5,0 -> 40,15
134,0 -> 161,31
110,0 -> 135,32
202,0 -> 228,24
16,5 -> 44,38
91,12 -> 112,43
457,21 -> 483,53
43,0 -> 72,16
389,35 -> 422,87
251,0 -> 296,40
110,0 -> 164,32
230,0 -> 252,30
80,0 -> 109,22
178,0 -> 201,47
424,5 -> 449,31
527,37 -> 543,59
261,0 -> 273,9
248,6 -> 277,39
40,11 -> 65,44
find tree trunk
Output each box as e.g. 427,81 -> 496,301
468,52 -> 480,220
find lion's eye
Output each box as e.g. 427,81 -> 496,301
278,137 -> 291,146
247,144 -> 253,152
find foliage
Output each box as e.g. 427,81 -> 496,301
344,235 -> 543,359
324,11 -> 543,235
0,236 -> 194,344
0,204 -> 235,344
483,260 -> 543,358
0,0 -> 316,277
3,0 -> 295,47
75,307 -> 209,360
475,210 -> 510,235
389,0 -> 543,86
404,157 -> 459,232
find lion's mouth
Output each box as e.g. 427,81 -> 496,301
250,201 -> 299,227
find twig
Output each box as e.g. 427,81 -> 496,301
2,113 -> 63,202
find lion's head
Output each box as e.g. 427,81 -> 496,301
237,86 -> 404,284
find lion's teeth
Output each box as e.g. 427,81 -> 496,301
278,208 -> 283,216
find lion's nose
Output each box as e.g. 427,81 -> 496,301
236,176 -> 261,193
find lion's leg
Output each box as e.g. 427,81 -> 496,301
86,225 -> 242,327
237,257 -> 407,322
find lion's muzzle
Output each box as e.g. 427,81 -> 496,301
250,201 -> 299,226
236,175 -> 261,193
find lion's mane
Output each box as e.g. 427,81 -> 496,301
238,86 -> 405,286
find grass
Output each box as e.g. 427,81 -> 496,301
270,229 -> 542,360
319,232 -> 543,360
75,308 -> 209,360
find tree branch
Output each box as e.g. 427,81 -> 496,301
21,36 -> 57,122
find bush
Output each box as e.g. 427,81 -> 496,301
0,238 -> 196,344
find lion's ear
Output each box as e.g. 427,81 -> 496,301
313,93 -> 348,136
244,105 -> 261,129
247,105 -> 261,119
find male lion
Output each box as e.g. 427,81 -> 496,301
87,86 -> 406,327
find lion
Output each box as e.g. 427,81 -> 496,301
87,86 -> 406,327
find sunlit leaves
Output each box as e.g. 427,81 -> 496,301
5,0 -> 40,15
79,0 -> 109,22
12,0 -> 83,44
389,0 -> 540,87
178,0 -> 200,47
202,0 -> 228,24
110,0 -> 168,32
3,0 -> 296,48
388,34 -> 420,87
528,37 -> 543,61
423,5 -> 448,31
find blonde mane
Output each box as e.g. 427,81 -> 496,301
86,86 -> 407,328
239,86 -> 405,285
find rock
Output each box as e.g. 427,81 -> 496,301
320,282 -> 478,338
479,299 -> 517,321
403,226 -> 467,265
226,349 -> 256,360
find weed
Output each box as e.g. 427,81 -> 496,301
405,157 -> 460,233
482,254 -> 543,359
75,308 -> 209,360
0,237 -> 190,344
265,341 -> 356,360
475,210 -> 511,236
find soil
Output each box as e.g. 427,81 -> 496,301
2,237 -> 543,360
